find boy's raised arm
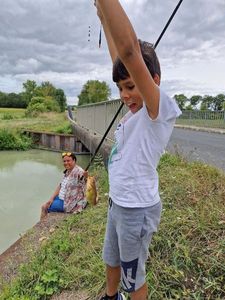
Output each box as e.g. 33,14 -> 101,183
95,1 -> 118,63
96,0 -> 160,119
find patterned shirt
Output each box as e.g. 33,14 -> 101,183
58,176 -> 69,200
63,165 -> 87,213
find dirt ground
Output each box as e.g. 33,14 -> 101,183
0,213 -> 68,283
51,290 -> 89,300
0,213 -> 103,299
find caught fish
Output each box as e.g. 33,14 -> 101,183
86,176 -> 98,205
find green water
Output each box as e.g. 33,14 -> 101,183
0,149 -> 90,255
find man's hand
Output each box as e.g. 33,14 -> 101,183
46,199 -> 53,208
83,171 -> 89,179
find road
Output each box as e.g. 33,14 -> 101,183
167,128 -> 225,173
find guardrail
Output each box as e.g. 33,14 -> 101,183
75,99 -> 128,141
177,110 -> 225,129
75,100 -> 225,137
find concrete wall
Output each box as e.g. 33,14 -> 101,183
70,122 -> 113,168
23,130 -> 89,154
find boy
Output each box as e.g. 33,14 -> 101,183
95,1 -> 181,299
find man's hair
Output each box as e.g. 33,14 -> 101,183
112,40 -> 161,83
62,152 -> 77,161
70,152 -> 77,161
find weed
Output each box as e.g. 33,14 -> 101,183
1,113 -> 14,120
54,123 -> 73,134
0,129 -> 32,150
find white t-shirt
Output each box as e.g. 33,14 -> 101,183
58,176 -> 69,200
108,88 -> 181,208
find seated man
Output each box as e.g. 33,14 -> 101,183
40,152 -> 88,220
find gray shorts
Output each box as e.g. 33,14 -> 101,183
103,199 -> 162,293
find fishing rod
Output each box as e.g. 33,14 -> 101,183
85,0 -> 184,171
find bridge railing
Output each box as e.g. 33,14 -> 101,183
75,100 -> 225,137
75,99 -> 128,141
176,110 -> 225,129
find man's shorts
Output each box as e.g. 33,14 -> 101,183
47,196 -> 64,213
103,199 -> 162,293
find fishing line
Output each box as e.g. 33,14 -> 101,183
99,25 -> 102,48
85,0 -> 184,171
88,26 -> 91,42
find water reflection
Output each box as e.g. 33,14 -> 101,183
0,149 -> 90,254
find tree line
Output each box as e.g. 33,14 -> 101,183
77,81 -> 225,112
1,79 -> 224,112
0,80 -> 67,114
174,94 -> 225,111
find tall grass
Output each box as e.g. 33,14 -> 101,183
0,109 -> 71,133
0,155 -> 224,299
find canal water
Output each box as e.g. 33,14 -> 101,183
0,149 -> 90,255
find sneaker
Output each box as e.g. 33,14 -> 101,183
118,292 -> 126,300
99,292 -> 126,300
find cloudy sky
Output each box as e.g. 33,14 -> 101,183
0,0 -> 225,105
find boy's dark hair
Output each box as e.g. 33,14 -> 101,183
112,40 -> 161,83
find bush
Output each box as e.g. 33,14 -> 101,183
0,129 -> 32,150
26,97 -> 60,117
55,123 -> 73,134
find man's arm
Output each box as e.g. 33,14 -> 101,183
96,0 -> 160,119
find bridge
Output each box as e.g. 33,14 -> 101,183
24,99 -> 225,169
68,99 -> 225,168
68,99 -> 128,167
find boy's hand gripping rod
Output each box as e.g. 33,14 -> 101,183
85,0 -> 184,171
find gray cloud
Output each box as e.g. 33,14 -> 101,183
0,0 -> 224,104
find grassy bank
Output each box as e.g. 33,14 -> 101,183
0,108 -> 72,150
0,154 -> 224,300
0,108 -> 72,133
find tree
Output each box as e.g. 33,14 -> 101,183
35,81 -> 56,98
212,94 -> 225,111
200,95 -> 214,111
22,80 -> 37,104
55,88 -> 67,112
35,82 -> 66,112
0,92 -> 9,107
190,95 -> 202,109
174,94 -> 188,110
78,80 -> 111,106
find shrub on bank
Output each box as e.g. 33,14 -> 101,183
54,123 -> 73,134
26,97 -> 60,117
0,129 -> 32,150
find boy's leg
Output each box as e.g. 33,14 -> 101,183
102,200 -> 121,298
106,264 -> 121,296
130,283 -> 148,300
116,201 -> 162,298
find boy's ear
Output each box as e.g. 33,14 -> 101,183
153,74 -> 160,86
